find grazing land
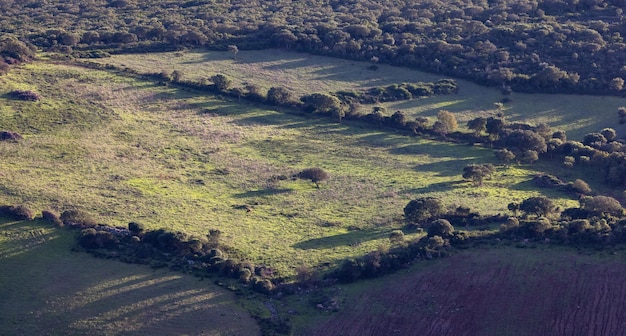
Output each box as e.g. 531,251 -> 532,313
0,61 -> 582,277
303,246 -> 626,336
0,218 -> 259,335
96,49 -> 626,140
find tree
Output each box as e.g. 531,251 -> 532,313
428,219 -> 454,237
600,128 -> 617,142
462,164 -> 495,186
267,87 -> 292,105
485,117 -> 506,140
520,150 -> 539,164
300,93 -> 341,114
403,197 -> 444,224
519,196 -> 556,217
494,148 -> 515,164
503,129 -> 547,153
467,117 -> 487,137
296,167 -> 329,188
581,196 -> 623,214
618,107 -> 626,124
171,70 -> 183,82
435,110 -> 457,135
227,44 -> 239,59
571,179 -> 592,194
210,74 -> 232,92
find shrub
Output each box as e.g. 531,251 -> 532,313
0,205 -> 35,220
128,221 -> 145,235
404,197 -> 444,224
41,210 -> 63,227
8,89 -> 41,101
427,219 -> 454,237
60,210 -> 97,228
571,179 -> 592,194
296,167 -> 330,188
0,130 -> 22,141
389,230 -> 405,243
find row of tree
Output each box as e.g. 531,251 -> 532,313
5,0 -> 626,94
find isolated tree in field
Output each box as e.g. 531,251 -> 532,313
581,196 -> 623,214
467,117 -> 487,137
227,44 -> 239,59
520,196 -> 556,217
435,110 -> 457,135
267,87 -> 292,106
296,167 -> 329,188
427,219 -> 454,237
210,74 -> 232,92
171,70 -> 183,82
462,163 -> 495,186
404,197 -> 444,224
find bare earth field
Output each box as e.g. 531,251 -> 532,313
305,246 -> 626,336
0,219 -> 260,336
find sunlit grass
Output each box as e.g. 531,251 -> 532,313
0,61 -> 581,276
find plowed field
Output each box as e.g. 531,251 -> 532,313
307,247 -> 626,336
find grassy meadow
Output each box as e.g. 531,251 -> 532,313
0,61 -> 585,276
0,218 -> 259,335
94,48 -> 626,140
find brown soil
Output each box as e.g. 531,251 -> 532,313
306,246 -> 626,336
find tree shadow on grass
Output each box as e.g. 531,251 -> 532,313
293,228 -> 393,250
233,188 -> 293,198
403,180 -> 465,194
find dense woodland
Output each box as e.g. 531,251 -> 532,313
2,0 -> 626,94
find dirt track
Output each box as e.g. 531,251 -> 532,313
307,247 -> 626,336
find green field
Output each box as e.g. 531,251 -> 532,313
0,61 -> 583,277
0,218 -> 259,335
94,49 -> 626,140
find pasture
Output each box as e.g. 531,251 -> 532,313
0,61 -> 583,276
96,48 -> 626,140
0,218 -> 259,335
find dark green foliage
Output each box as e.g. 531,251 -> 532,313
210,74 -> 231,92
300,93 -> 341,114
8,90 -> 41,101
296,167 -> 330,188
128,221 -> 145,235
519,196 -> 556,217
404,197 -> 444,224
266,87 -> 292,106
467,117 -> 487,137
494,148 -> 515,164
60,210 -> 97,228
0,205 -> 35,220
502,129 -> 547,153
581,196 -> 623,215
42,210 -> 63,227
427,219 -> 454,237
462,164 -> 495,186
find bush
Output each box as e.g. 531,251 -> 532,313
60,209 -> 97,228
0,130 -> 22,141
0,204 -> 35,220
8,89 -> 41,101
128,221 -> 145,235
42,210 -> 63,227
404,197 -> 444,224
296,167 -> 330,188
